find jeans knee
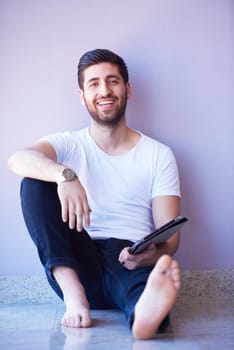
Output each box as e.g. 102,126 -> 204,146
21,177 -> 55,196
20,178 -> 58,204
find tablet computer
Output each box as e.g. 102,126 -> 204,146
130,215 -> 188,255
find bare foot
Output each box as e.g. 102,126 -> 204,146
62,290 -> 92,328
132,254 -> 181,340
53,266 -> 92,328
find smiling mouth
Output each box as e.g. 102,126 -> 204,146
97,99 -> 115,107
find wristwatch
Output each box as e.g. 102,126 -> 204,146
57,168 -> 78,183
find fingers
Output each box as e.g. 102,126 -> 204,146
61,198 -> 79,230
119,244 -> 159,270
82,201 -> 91,228
69,202 -> 91,232
74,194 -> 91,232
60,197 -> 68,223
68,201 -> 76,230
57,181 -> 91,232
118,247 -> 130,264
119,247 -> 140,270
64,205 -> 91,232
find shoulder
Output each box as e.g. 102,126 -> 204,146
139,132 -> 171,154
137,133 -> 178,169
41,127 -> 88,144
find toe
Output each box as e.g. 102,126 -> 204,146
156,255 -> 172,274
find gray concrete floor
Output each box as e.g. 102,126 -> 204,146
0,297 -> 234,350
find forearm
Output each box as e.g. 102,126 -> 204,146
119,231 -> 180,269
156,232 -> 180,258
8,149 -> 64,182
152,196 -> 180,260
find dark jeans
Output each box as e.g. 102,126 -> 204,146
20,178 -> 169,331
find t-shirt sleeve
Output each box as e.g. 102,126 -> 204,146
152,147 -> 181,198
40,132 -> 79,164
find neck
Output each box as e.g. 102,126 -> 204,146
89,119 -> 140,156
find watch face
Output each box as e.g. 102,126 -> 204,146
62,168 -> 77,181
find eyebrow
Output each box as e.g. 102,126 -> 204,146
86,74 -> 121,85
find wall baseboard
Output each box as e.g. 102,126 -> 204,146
1,270 -> 234,304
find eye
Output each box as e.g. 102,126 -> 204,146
109,79 -> 118,85
88,81 -> 98,88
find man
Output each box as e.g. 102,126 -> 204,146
8,49 -> 181,340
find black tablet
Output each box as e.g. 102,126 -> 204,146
130,215 -> 188,255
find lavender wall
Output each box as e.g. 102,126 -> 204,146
1,0 -> 233,274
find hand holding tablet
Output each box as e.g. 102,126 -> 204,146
130,215 -> 188,255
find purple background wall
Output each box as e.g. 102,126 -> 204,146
1,0 -> 233,274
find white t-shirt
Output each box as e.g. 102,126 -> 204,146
42,127 -> 180,241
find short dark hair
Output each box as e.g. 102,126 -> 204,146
77,49 -> 129,89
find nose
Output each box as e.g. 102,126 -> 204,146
98,81 -> 112,96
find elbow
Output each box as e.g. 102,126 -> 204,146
7,151 -> 21,174
8,153 -> 15,171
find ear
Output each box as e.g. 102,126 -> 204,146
79,89 -> 86,106
126,82 -> 131,99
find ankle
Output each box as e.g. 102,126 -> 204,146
53,266 -> 88,305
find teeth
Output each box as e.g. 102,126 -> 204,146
98,101 -> 113,105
